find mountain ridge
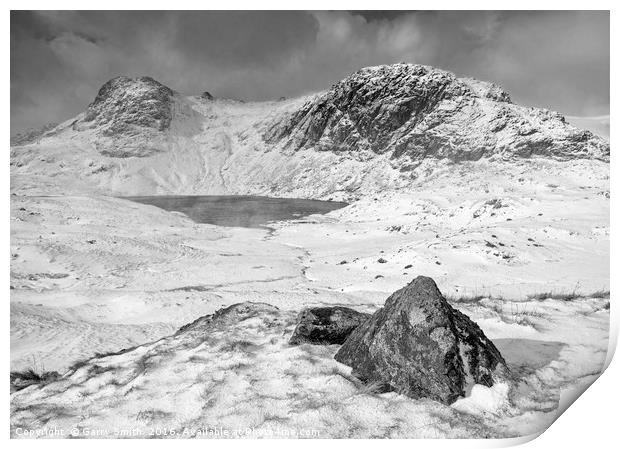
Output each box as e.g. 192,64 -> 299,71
10,64 -> 610,198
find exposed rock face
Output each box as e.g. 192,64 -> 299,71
335,276 -> 507,405
83,76 -> 174,131
289,306 -> 371,345
74,76 -> 175,157
264,64 -> 609,163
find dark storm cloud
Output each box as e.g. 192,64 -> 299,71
10,10 -> 609,135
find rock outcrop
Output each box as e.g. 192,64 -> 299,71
176,302 -> 281,335
82,76 -> 174,132
289,306 -> 371,345
264,64 -> 609,163
200,91 -> 214,101
73,76 -> 175,157
335,276 -> 507,405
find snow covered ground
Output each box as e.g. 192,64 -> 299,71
10,296 -> 608,439
9,156 -> 609,438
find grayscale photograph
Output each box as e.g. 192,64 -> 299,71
9,8 -> 611,439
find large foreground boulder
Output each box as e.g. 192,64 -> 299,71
289,306 -> 371,345
335,276 -> 507,404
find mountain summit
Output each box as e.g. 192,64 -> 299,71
265,64 -> 608,163
81,76 -> 174,134
66,76 -> 179,158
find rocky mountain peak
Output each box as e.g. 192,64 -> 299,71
337,63 -> 512,104
264,63 -> 608,163
72,76 -> 176,157
79,76 -> 174,135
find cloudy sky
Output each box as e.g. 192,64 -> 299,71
11,10 -> 609,135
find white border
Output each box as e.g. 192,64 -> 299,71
3,2 -> 616,447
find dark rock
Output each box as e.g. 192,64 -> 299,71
10,369 -> 61,392
201,91 -> 214,100
335,276 -> 507,405
83,76 -> 174,132
377,258 -> 388,263
289,306 -> 371,345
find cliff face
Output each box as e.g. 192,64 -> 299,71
80,76 -> 174,133
264,64 -> 609,164
70,76 -> 176,158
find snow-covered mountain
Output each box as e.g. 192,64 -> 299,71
10,64 -> 609,198
265,64 -> 608,163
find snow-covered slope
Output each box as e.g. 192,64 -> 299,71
9,158 -> 609,373
10,64 -> 609,198
10,160 -> 610,439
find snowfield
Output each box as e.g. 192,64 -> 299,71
9,66 -> 610,438
10,157 -> 609,438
